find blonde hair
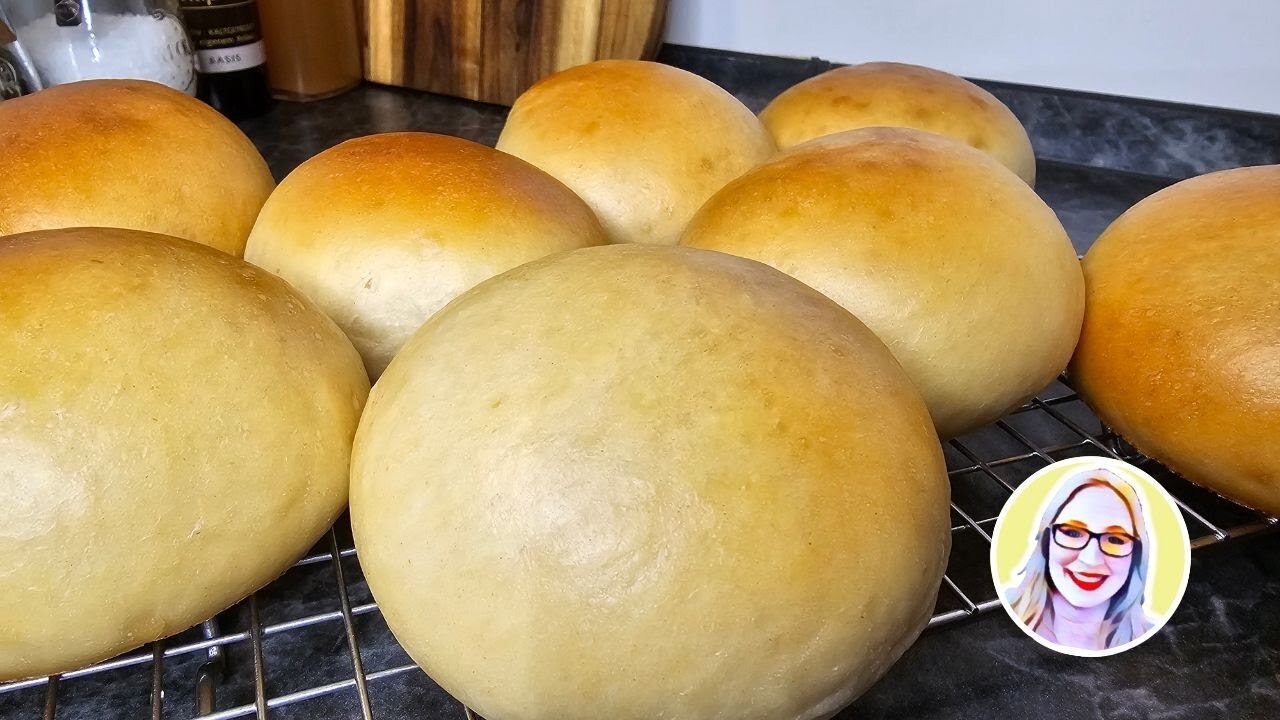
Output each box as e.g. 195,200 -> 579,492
1007,468 -> 1154,648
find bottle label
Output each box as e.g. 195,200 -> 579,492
194,40 -> 265,74
178,0 -> 265,72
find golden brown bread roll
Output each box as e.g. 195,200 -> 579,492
0,228 -> 369,681
760,62 -> 1036,184
495,60 -> 776,245
1072,165 -> 1280,516
351,245 -> 951,720
0,80 -> 274,256
245,132 -> 607,378
681,128 -> 1083,439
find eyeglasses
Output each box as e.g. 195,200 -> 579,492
1051,524 -> 1138,558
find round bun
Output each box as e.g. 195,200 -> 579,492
1072,165 -> 1280,516
0,228 -> 370,681
681,128 -> 1083,438
495,60 -> 776,245
760,62 -> 1036,185
352,245 -> 950,720
245,132 -> 607,378
0,80 -> 274,256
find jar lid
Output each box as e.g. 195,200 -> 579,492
54,0 -> 86,27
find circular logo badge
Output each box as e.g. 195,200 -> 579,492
990,456 -> 1191,657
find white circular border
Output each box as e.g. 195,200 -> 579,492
989,455 -> 1192,658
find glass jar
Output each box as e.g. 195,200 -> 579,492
258,0 -> 361,102
3,0 -> 196,94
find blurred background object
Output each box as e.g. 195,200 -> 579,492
0,4 -> 42,99
258,0 -> 361,101
3,0 -> 195,93
178,0 -> 271,118
364,0 -> 668,106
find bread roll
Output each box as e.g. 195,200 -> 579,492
0,228 -> 369,681
495,60 -> 776,245
681,128 -> 1083,439
0,80 -> 274,256
245,132 -> 606,378
1072,165 -> 1280,516
352,245 -> 950,720
760,62 -> 1036,184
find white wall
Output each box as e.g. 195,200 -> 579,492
666,0 -> 1280,115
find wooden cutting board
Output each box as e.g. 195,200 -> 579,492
364,0 -> 668,106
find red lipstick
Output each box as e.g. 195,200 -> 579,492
1066,569 -> 1108,592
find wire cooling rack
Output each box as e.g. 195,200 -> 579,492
1,379 -> 1276,720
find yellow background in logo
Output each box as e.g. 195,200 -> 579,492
992,456 -> 1190,619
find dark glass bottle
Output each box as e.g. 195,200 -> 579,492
178,0 -> 271,120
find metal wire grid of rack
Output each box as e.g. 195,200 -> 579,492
1,380 -> 1276,720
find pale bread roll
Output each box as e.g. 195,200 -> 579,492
1072,165 -> 1280,516
0,80 -> 274,256
681,128 -> 1083,438
351,245 -> 950,720
495,60 -> 776,245
0,228 -> 369,681
760,62 -> 1036,184
245,132 -> 607,378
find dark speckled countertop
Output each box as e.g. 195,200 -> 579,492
3,45 -> 1277,720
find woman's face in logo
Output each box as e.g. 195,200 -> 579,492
1048,486 -> 1135,608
